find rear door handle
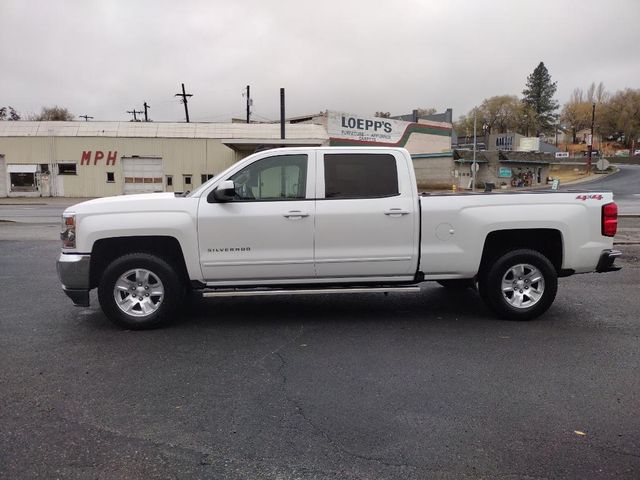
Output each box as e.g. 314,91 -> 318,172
283,210 -> 309,219
384,208 -> 410,216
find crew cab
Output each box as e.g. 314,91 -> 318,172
57,147 -> 621,329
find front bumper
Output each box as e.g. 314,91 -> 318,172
596,249 -> 622,273
56,253 -> 91,307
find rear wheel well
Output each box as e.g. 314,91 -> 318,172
479,229 -> 563,276
90,236 -> 189,289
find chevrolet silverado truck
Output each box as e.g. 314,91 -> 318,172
57,147 -> 621,329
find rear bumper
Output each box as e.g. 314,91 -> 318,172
57,253 -> 91,307
596,249 -> 622,273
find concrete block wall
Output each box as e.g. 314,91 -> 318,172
413,157 -> 455,189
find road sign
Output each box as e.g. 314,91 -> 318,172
587,134 -> 593,146
555,152 -> 569,158
551,179 -> 560,190
471,162 -> 479,172
596,158 -> 610,170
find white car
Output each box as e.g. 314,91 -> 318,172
57,147 -> 621,329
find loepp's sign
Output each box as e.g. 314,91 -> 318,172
328,111 -> 410,143
80,150 -> 118,166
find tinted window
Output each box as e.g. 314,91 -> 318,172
230,154 -> 307,201
324,154 -> 398,199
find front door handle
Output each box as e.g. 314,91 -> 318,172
283,210 -> 309,219
384,208 -> 410,217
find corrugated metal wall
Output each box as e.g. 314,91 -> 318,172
0,136 -> 238,197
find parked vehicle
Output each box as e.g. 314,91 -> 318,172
57,147 -> 621,329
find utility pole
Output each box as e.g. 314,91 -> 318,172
143,101 -> 151,122
472,108 -> 477,192
280,88 -> 285,140
245,85 -> 251,123
79,114 -> 93,121
126,109 -> 143,122
174,83 -> 193,122
587,102 -> 595,175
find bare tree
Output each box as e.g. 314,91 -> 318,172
560,88 -> 591,143
415,107 -> 437,117
30,106 -> 75,121
598,88 -> 640,149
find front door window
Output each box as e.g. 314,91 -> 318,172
229,154 -> 307,201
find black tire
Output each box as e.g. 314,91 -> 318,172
478,249 -> 558,321
98,253 -> 185,330
436,279 -> 476,290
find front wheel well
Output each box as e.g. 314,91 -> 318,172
479,229 -> 563,275
89,236 -> 189,289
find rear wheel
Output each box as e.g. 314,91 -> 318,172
478,249 -> 558,321
98,253 -> 184,329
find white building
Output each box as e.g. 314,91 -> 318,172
0,111 -> 453,197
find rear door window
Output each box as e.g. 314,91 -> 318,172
323,153 -> 398,199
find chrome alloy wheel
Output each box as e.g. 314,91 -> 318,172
500,263 -> 545,309
113,268 -> 164,317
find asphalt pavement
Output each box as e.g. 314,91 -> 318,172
1,237 -> 639,479
1,168 -> 639,478
560,164 -> 640,215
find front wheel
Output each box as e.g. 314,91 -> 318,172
98,253 -> 184,329
478,249 -> 558,321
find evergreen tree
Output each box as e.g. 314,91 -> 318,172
0,106 -> 21,121
522,62 -> 559,135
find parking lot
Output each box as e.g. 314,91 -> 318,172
1,221 -> 639,479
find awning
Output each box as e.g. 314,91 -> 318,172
500,159 -> 550,165
7,164 -> 37,173
221,138 -> 325,152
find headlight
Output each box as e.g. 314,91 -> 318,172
61,214 -> 76,249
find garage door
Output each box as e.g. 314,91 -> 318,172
122,157 -> 164,194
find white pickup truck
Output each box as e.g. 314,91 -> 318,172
57,147 -> 621,329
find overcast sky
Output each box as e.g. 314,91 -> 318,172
2,0 -> 639,123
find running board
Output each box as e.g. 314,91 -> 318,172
201,285 -> 421,298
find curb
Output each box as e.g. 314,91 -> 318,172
0,203 -> 48,206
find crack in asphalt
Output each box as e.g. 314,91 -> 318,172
273,350 -> 418,472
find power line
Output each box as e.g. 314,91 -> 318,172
174,83 -> 193,123
126,109 -> 143,122
79,114 -> 93,121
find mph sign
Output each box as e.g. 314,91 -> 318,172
327,111 -> 411,144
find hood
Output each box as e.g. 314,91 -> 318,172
64,192 -> 180,215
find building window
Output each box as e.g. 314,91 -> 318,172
166,175 -> 173,187
39,164 -> 50,174
58,163 -> 77,175
201,174 -> 214,184
184,175 -> 192,186
106,172 -> 115,183
323,153 -> 398,199
10,173 -> 37,192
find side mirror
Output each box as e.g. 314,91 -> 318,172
208,180 -> 236,203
